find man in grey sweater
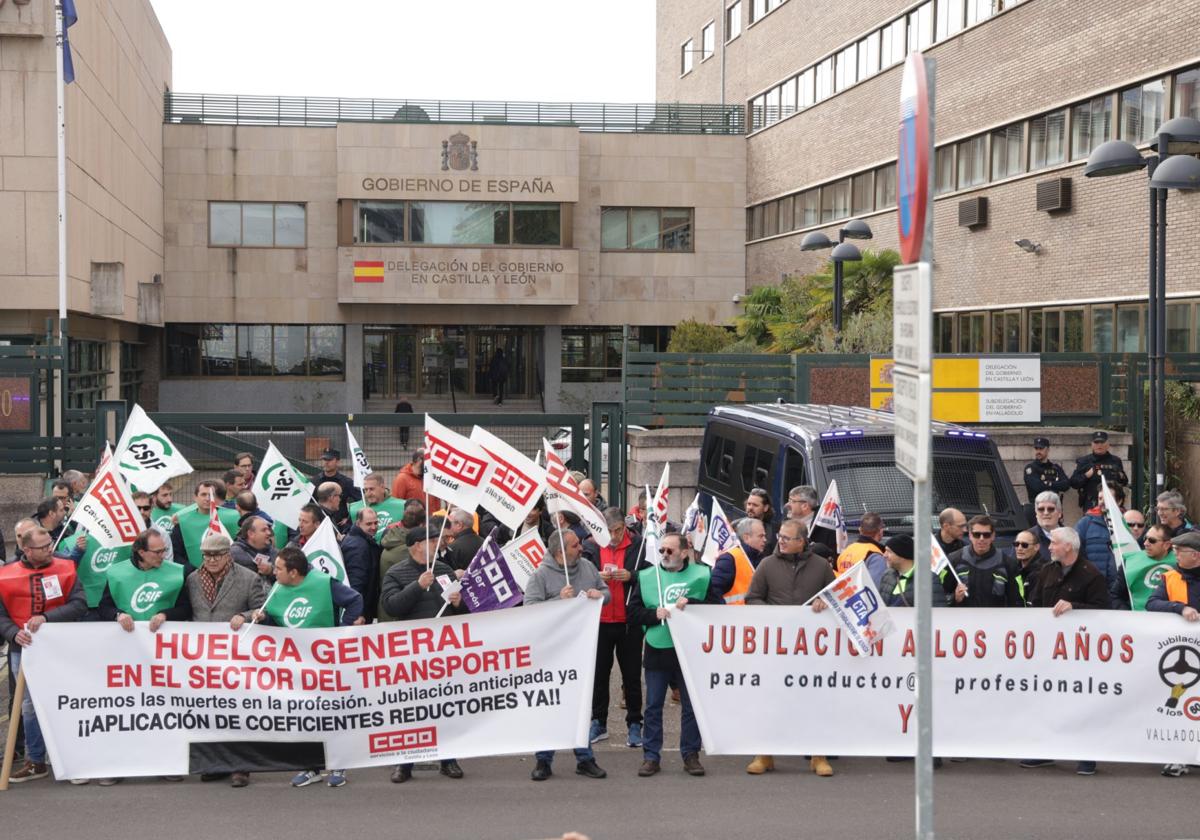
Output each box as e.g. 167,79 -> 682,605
524,528 -> 609,782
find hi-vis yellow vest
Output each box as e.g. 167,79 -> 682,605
722,545 -> 755,605
1164,569 -> 1189,604
837,541 -> 881,576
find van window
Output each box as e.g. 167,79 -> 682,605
704,434 -> 736,483
783,446 -> 807,493
741,445 -> 773,496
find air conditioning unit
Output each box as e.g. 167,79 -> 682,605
1036,177 -> 1072,212
957,196 -> 988,229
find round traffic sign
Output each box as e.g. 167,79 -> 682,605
897,53 -> 931,264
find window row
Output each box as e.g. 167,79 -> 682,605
935,301 -> 1200,355
747,64 -> 1200,241
562,326 -> 671,383
750,0 -> 1026,131
749,0 -> 787,25
165,324 -> 346,378
355,200 -> 561,247
601,207 -> 694,252
681,16 -> 721,75
210,202 -> 306,248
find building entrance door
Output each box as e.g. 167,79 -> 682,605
363,328 -> 416,399
473,329 -> 531,398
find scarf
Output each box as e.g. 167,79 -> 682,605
198,562 -> 231,605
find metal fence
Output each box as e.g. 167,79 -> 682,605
163,93 -> 746,135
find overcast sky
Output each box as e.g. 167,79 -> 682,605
151,0 -> 658,103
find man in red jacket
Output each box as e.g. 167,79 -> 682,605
0,525 -> 88,783
391,451 -> 443,512
589,508 -> 645,748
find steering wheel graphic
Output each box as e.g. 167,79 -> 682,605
1158,645 -> 1200,708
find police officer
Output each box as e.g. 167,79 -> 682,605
1022,436 -> 1069,522
317,448 -> 361,524
1069,431 -> 1127,512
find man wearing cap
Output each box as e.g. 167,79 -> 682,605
1023,437 -> 1070,523
1070,431 -> 1127,512
1147,531 -> 1200,617
318,448 -> 361,524
879,534 -> 947,608
377,526 -> 466,783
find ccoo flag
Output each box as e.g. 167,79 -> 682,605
304,516 -> 347,583
812,480 -> 849,553
255,441 -> 315,529
501,528 -> 547,591
1101,474 -> 1167,610
816,560 -> 897,655
112,405 -> 194,493
642,465 -> 671,567
470,426 -> 547,531
68,459 -> 144,549
424,415 -> 496,513
345,423 -> 372,490
460,530 -> 524,612
542,439 -> 610,548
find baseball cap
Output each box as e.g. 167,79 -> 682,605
1033,437 -> 1050,448
320,448 -> 341,460
1092,431 -> 1109,443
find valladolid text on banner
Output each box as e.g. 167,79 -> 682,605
670,605 -> 1200,765
22,598 -> 601,780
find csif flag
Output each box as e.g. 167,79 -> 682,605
112,404 -> 194,493
812,480 -> 849,553
470,426 -> 547,531
68,459 -> 143,549
424,415 -> 496,512
304,515 -> 347,583
542,439 -> 610,548
816,560 -> 897,655
255,441 -> 315,529
1101,474 -> 1165,610
345,423 -> 372,489
460,529 -> 524,612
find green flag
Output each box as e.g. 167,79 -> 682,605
1101,475 -> 1174,610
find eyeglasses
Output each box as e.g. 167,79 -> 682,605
1035,506 -> 1058,514
777,534 -> 803,543
1013,541 -> 1034,548
1144,537 -> 1163,545
144,547 -> 169,555
137,505 -> 152,512
659,547 -> 677,555
26,542 -> 53,551
970,532 -> 994,539
1127,521 -> 1145,529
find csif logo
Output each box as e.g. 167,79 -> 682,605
309,551 -> 342,580
119,434 -> 173,471
131,582 -> 162,611
353,447 -> 370,471
283,596 -> 313,627
1145,564 -> 1174,589
261,463 -> 303,501
662,582 -> 690,603
90,547 -> 119,574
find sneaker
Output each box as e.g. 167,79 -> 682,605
530,760 -> 552,782
230,772 -> 250,788
626,723 -> 643,748
575,759 -> 607,779
96,778 -> 121,787
440,759 -> 464,779
8,761 -> 49,783
69,778 -> 91,786
391,765 -> 413,784
588,720 -> 608,743
1162,763 -> 1190,777
683,753 -> 706,777
326,770 -> 347,787
291,770 -> 323,788
1019,759 -> 1055,769
1075,761 -> 1097,776
638,759 -> 661,777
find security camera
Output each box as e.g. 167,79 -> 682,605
1014,239 -> 1042,255
732,294 -> 745,303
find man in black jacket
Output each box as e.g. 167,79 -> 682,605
1069,431 -> 1127,512
445,508 -> 484,572
341,507 -> 382,622
378,527 -> 465,783
943,515 -> 1022,608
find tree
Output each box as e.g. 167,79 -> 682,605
733,285 -> 783,346
667,319 -> 735,353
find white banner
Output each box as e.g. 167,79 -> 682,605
23,598 -> 602,779
345,424 -> 372,490
304,516 -> 347,582
671,606 -> 1200,764
424,415 -> 496,513
112,404 -> 194,493
255,441 -> 315,529
67,460 -> 144,549
470,426 -> 547,531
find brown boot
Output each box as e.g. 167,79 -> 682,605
746,755 -> 775,774
811,755 -> 834,777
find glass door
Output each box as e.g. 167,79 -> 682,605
363,328 -> 417,398
473,329 -> 531,397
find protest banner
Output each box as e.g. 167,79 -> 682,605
669,605 -> 1200,764
112,404 -> 193,493
22,598 -> 602,779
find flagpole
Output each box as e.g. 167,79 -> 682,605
556,525 -> 571,589
53,0 -> 69,471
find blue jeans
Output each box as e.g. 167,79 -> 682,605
8,648 -> 45,764
535,746 -> 593,765
643,663 -> 701,763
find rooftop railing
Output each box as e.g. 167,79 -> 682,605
163,93 -> 745,135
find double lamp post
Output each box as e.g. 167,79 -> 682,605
799,218 -> 874,344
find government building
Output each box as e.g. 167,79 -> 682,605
2,0 -> 1199,414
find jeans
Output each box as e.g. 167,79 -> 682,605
593,622 -> 643,725
8,648 -> 45,764
535,746 -> 593,765
643,663 -> 700,763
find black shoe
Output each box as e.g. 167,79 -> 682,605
230,772 -> 249,788
682,753 -> 706,776
575,759 -> 607,779
885,756 -> 913,763
638,759 -> 661,777
390,765 -> 412,784
934,757 -> 943,769
200,772 -> 230,782
530,760 -> 552,781
440,760 -> 464,779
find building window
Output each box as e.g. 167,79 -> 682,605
751,0 -> 767,22
1092,306 -> 1114,352
907,2 -> 933,53
881,19 -> 905,68
936,0 -> 965,40
357,201 -> 405,243
601,207 -> 694,251
1116,305 -> 1144,352
815,57 -> 834,101
1174,67 -> 1200,121
1119,78 -> 1165,144
725,1 -> 742,41
67,340 -> 110,410
1168,303 -> 1191,353
1030,109 -> 1067,169
820,179 -> 851,223
991,124 -> 1023,179
779,76 -> 797,119
799,189 -> 820,228
934,147 -> 955,195
1028,311 -> 1043,353
851,172 -> 874,216
701,22 -> 715,59
746,206 -> 763,241
357,201 -> 560,247
681,39 -> 694,75
858,32 -> 879,81
991,311 -> 1021,352
763,201 -> 779,237
874,164 -> 897,209
765,87 -> 781,124
750,95 -> 765,130
209,202 -> 306,248
966,0 -> 994,26
835,43 -> 857,92
936,315 -> 954,353
1071,94 -> 1113,161
165,324 -> 345,378
958,313 -> 986,353
411,201 -> 509,246
1063,308 -> 1085,351
798,68 -> 814,108
956,135 -> 988,189
562,327 -> 623,383
119,342 -> 143,405
778,195 -> 795,233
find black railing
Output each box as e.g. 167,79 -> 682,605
163,93 -> 745,135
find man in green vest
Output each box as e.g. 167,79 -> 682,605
348,473 -> 407,542
627,531 -> 717,779
99,529 -> 191,631
254,547 -> 364,789
171,480 -> 240,568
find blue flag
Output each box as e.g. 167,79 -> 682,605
62,0 -> 78,84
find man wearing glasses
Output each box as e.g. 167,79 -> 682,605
99,529 -> 191,632
1030,491 -> 1063,564
943,515 -> 1022,608
0,525 -> 88,783
1022,437 -> 1070,523
1155,491 -> 1195,536
1123,510 -> 1147,548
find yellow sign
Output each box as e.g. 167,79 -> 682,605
870,355 -> 1041,423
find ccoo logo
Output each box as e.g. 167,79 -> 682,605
131,582 -> 163,612
283,597 -> 314,627
426,433 -> 488,485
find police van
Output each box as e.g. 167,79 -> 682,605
697,403 -> 1026,537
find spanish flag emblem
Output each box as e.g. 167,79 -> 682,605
353,260 -> 385,283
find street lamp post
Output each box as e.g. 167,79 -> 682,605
800,219 -> 874,347
1084,116 -> 1200,512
